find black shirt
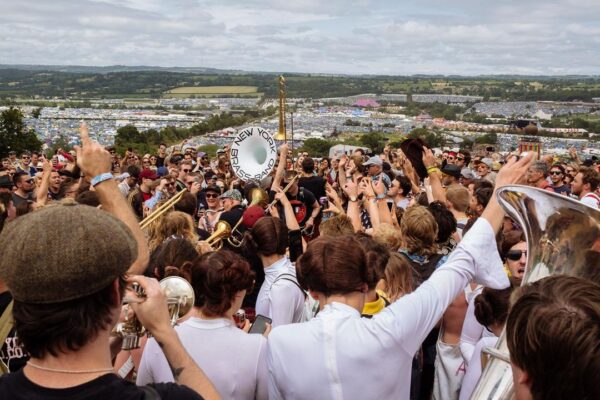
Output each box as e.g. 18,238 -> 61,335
298,175 -> 326,202
0,291 -> 27,373
269,187 -> 317,227
0,370 -> 203,400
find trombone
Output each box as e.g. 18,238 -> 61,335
140,189 -> 188,230
265,174 -> 299,214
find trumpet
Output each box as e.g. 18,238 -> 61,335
140,189 -> 188,229
205,220 -> 232,250
115,276 -> 195,350
227,187 -> 269,248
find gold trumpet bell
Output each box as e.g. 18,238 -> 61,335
205,220 -> 232,250
273,131 -> 286,141
249,187 -> 269,208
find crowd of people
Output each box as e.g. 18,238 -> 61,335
0,123 -> 598,400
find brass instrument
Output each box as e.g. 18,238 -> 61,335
265,173 -> 299,214
227,188 -> 269,247
470,185 -> 600,399
273,75 -> 287,141
205,220 -> 232,250
140,189 -> 188,230
116,276 -> 195,350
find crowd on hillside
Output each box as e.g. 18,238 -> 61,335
0,124 -> 598,400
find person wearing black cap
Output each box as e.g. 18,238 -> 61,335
441,164 -> 462,187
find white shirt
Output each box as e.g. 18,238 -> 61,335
459,336 -> 498,400
581,192 -> 600,209
136,317 -> 268,400
255,256 -> 305,327
266,218 -> 508,400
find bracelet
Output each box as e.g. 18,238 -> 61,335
91,172 -> 114,187
426,167 -> 440,174
375,194 -> 386,200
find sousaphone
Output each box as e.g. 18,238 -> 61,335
470,185 -> 600,399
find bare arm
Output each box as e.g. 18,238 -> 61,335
481,152 -> 535,233
343,180 -> 362,232
270,144 -> 288,192
75,124 -> 149,275
422,148 -> 446,204
36,157 -> 52,205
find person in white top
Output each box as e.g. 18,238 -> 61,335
571,166 -> 600,209
266,153 -> 536,400
244,216 -> 306,327
459,285 -> 513,400
459,230 -> 525,364
137,250 -> 268,400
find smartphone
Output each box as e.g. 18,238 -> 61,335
386,201 -> 393,212
248,315 -> 272,334
319,196 -> 328,209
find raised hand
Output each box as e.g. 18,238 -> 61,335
74,123 -> 111,178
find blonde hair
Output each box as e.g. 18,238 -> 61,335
320,214 -> 355,237
446,184 -> 470,212
382,252 -> 414,302
400,205 -> 438,256
147,211 -> 198,252
373,223 -> 402,251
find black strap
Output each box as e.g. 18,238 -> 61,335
273,273 -> 306,298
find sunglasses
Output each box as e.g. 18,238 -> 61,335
186,181 -> 195,185
165,182 -> 175,187
205,193 -> 219,199
182,169 -> 191,173
456,157 -> 464,161
506,250 -> 527,261
550,171 -> 563,175
22,156 -> 30,160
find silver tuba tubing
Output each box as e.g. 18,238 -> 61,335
470,185 -> 600,399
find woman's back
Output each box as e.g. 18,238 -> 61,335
138,317 -> 268,400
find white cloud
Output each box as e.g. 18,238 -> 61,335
0,0 -> 598,74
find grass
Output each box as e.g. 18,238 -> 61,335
165,86 -> 258,95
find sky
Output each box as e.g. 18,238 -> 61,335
0,0 -> 599,76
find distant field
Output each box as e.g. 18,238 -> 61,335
165,86 -> 258,96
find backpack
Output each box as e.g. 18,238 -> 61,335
398,253 -> 445,289
272,273 -> 319,322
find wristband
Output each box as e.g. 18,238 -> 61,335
376,194 -> 386,200
91,172 -> 114,187
426,167 -> 440,174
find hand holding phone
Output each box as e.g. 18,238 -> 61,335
249,315 -> 272,335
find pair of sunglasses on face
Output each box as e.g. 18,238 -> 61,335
506,249 -> 527,261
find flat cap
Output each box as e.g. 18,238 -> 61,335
0,201 -> 137,304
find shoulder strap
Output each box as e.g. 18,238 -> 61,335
272,273 -> 306,298
0,301 -> 14,375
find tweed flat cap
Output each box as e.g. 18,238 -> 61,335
0,201 -> 137,304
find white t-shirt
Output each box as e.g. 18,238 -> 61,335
266,218 -> 509,400
255,256 -> 305,327
581,192 -> 600,209
136,317 -> 268,400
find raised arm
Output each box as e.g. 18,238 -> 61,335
75,123 -> 149,275
377,153 -> 536,355
271,143 -> 289,192
35,156 -> 53,206
422,148 -> 447,204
